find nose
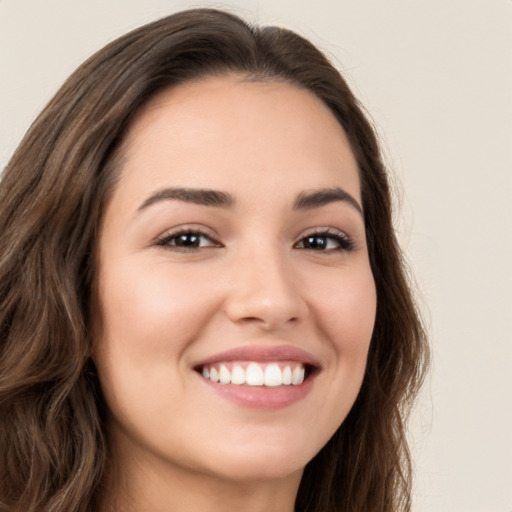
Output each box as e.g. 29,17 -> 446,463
224,246 -> 308,331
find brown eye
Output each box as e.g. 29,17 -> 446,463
156,230 -> 220,250
301,235 -> 329,250
295,231 -> 354,252
172,233 -> 203,247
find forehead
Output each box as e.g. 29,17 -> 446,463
114,75 -> 361,207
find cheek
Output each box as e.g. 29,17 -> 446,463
92,258 -> 223,422
97,258 -> 220,357
305,265 -> 376,429
92,258 -> 224,437
312,265 -> 377,352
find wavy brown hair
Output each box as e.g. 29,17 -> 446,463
0,8 -> 428,512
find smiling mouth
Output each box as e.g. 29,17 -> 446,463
195,361 -> 315,387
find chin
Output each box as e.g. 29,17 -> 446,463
196,433 -> 320,482
210,454 -> 306,482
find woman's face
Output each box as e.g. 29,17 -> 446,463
94,76 -> 376,486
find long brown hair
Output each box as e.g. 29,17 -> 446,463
0,8 -> 428,512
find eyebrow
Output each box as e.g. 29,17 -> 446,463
137,187 -> 234,211
293,187 -> 363,216
137,186 -> 363,216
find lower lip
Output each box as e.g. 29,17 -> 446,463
198,373 -> 316,410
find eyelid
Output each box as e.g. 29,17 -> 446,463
297,226 -> 350,242
294,226 -> 355,252
154,225 -> 222,249
298,226 -> 347,237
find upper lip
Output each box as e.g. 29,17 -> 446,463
193,344 -> 321,368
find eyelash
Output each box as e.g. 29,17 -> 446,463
155,229 -> 221,251
155,228 -> 354,253
294,228 -> 355,253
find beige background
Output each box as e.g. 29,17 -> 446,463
1,1 -> 511,510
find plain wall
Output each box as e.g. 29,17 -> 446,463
1,1 -> 511,511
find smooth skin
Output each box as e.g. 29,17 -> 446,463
93,75 -> 377,512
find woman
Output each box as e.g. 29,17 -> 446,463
0,8 -> 428,512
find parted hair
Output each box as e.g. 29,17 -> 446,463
0,8 -> 428,512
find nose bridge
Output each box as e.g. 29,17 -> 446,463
225,238 -> 306,329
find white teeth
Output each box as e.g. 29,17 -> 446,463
202,362 -> 307,387
231,365 -> 245,385
282,366 -> 292,385
246,363 -> 264,386
264,363 -> 282,387
292,366 -> 305,385
209,367 -> 219,383
219,364 -> 231,384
